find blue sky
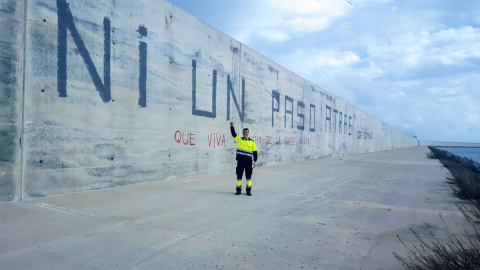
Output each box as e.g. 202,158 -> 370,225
168,0 -> 480,143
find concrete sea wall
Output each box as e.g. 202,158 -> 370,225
0,0 -> 25,200
0,0 -> 418,200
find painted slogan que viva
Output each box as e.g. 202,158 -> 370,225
56,0 -> 369,149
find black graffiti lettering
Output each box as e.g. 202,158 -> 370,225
57,0 -> 67,97
103,18 -> 111,102
297,101 -> 304,131
138,41 -> 147,107
325,105 -> 331,133
271,90 -> 318,132
138,25 -> 148,108
54,4 -> 358,132
272,90 -> 280,127
357,131 -> 373,140
192,60 -> 217,118
339,111 -> 343,134
309,104 -> 315,132
227,76 -> 245,121
57,0 -> 111,102
349,116 -> 352,135
285,96 -> 293,128
333,109 -> 338,133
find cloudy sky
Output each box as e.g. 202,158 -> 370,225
168,0 -> 480,143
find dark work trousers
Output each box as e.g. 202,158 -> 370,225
236,158 -> 253,180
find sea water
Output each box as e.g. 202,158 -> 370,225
437,147 -> 480,163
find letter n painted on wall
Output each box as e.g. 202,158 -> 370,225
227,76 -> 245,122
57,0 -> 111,102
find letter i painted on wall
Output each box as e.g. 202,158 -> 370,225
138,25 -> 148,108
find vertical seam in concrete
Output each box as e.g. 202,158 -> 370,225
239,43 -> 241,81
19,0 -> 28,200
239,42 -> 242,118
302,80 -> 304,160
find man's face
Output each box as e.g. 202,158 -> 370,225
243,130 -> 249,137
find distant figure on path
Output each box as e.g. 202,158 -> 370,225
230,122 -> 257,196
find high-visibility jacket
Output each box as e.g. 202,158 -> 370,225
231,126 -> 258,162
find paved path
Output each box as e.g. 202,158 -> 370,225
0,146 -> 467,269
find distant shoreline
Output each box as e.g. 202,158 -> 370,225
436,146 -> 480,164
437,146 -> 480,148
430,146 -> 480,173
419,141 -> 480,148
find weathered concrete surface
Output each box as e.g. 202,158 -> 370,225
1,0 -> 417,200
0,0 -> 25,200
0,146 -> 468,269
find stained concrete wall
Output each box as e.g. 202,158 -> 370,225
0,0 -> 418,200
0,0 -> 24,200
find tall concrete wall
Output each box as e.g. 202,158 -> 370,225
0,0 -> 25,200
0,0 -> 417,200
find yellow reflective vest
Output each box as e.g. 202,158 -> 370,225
231,127 -> 258,161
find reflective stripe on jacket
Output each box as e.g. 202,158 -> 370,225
231,126 -> 258,162
234,136 -> 257,160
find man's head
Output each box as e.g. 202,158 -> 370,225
242,128 -> 249,138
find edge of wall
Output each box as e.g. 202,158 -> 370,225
0,0 -> 25,201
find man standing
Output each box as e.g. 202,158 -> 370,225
230,122 -> 257,196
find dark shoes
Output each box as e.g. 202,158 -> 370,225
235,188 -> 252,196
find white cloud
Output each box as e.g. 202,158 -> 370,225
465,112 -> 480,123
428,27 -> 480,63
258,30 -> 290,42
266,0 -> 348,15
275,49 -> 361,77
305,50 -> 360,68
427,86 -> 462,96
349,0 -> 393,5
366,26 -> 480,75
275,10 -> 480,142
388,91 -> 405,99
285,16 -> 332,33
229,0 -> 352,43
396,80 -> 420,88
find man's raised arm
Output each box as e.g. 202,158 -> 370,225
230,122 -> 237,137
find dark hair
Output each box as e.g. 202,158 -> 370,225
243,128 -> 249,132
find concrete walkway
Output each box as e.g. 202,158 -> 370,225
0,146 -> 468,269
